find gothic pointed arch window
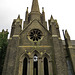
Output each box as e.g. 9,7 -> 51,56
33,54 -> 38,75
44,57 -> 49,75
22,57 -> 27,75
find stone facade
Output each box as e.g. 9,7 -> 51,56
2,0 -> 75,75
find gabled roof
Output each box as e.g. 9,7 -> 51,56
20,19 -> 51,35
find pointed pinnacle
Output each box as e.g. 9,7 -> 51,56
42,7 -> 44,12
65,30 -> 68,34
31,0 -> 40,12
26,7 -> 28,12
50,15 -> 55,22
65,30 -> 70,39
65,30 -> 69,36
17,15 -> 20,19
51,15 -> 53,19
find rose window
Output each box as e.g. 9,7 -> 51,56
28,29 -> 43,41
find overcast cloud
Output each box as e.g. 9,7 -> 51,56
0,0 -> 75,40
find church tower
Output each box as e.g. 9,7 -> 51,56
2,0 -> 75,75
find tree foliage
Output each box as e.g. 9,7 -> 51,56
0,29 -> 9,75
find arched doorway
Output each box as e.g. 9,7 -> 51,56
44,57 -> 49,75
33,54 -> 38,75
22,57 -> 27,75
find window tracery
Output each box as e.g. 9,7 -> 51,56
28,29 -> 43,41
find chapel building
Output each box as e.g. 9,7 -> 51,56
2,0 -> 75,75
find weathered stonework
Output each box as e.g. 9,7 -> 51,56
2,0 -> 75,75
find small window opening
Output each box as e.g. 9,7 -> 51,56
22,57 -> 27,75
33,54 -> 38,75
44,57 -> 49,75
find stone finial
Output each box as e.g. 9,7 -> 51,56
25,7 -> 29,21
42,7 -> 45,21
65,30 -> 70,40
26,7 -> 28,12
42,7 -> 44,12
17,15 -> 20,19
50,15 -> 55,22
51,15 -> 53,19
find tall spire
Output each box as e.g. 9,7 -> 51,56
31,0 -> 40,12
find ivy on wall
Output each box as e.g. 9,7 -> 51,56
0,29 -> 9,75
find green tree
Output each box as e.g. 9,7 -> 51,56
0,29 -> 9,75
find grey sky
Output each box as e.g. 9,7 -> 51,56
0,0 -> 75,40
